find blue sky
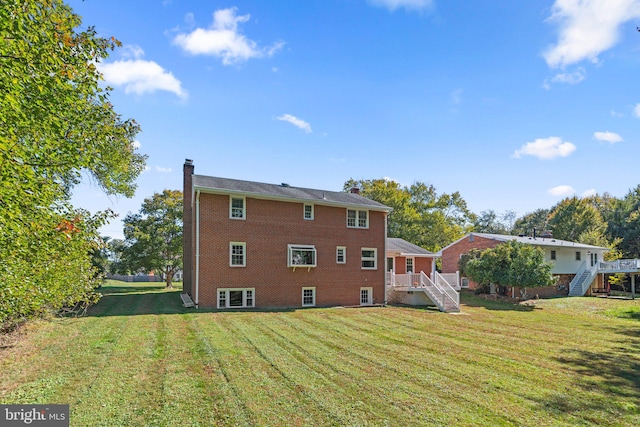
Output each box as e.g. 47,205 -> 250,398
68,0 -> 640,239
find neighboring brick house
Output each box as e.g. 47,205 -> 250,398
182,160 -> 391,309
440,232 -> 608,296
386,237 -> 436,276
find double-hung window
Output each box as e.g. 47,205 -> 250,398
218,288 -> 254,309
550,250 -> 557,261
288,245 -> 317,269
406,257 -> 414,273
304,204 -> 314,220
336,246 -> 346,264
230,242 -> 246,267
361,248 -> 377,270
347,209 -> 368,228
230,196 -> 245,219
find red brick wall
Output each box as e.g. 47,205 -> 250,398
195,193 -> 386,308
441,235 -> 502,274
415,257 -> 433,275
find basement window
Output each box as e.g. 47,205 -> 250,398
218,288 -> 254,309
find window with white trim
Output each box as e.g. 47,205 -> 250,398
406,257 -> 414,273
360,287 -> 373,305
302,287 -> 316,307
304,204 -> 314,220
575,251 -> 581,261
336,246 -> 346,264
550,250 -> 557,260
230,196 -> 246,219
229,242 -> 246,267
288,244 -> 317,268
361,248 -> 377,270
218,288 -> 255,309
347,209 -> 368,228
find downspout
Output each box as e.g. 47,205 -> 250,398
195,189 -> 200,308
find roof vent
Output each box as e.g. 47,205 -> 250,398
281,183 -> 290,187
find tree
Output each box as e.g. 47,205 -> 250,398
344,179 -> 475,251
606,185 -> 640,258
472,210 -> 516,234
464,241 -> 555,294
512,208 -> 550,237
547,197 -> 607,244
121,190 -> 183,288
0,1 -> 146,327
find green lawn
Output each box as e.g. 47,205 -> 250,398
1,282 -> 639,426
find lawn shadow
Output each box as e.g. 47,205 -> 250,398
533,324 -> 640,418
88,283 -> 191,317
460,291 -> 537,312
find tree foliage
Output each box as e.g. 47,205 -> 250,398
472,210 -> 516,235
464,241 -> 556,293
0,1 -> 146,327
120,190 -> 183,288
344,179 -> 475,251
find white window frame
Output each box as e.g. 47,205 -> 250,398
576,251 -> 581,261
217,288 -> 255,309
360,287 -> 373,305
229,242 -> 246,267
303,204 -> 314,220
347,209 -> 369,229
229,196 -> 246,219
302,287 -> 316,307
361,248 -> 377,270
288,244 -> 317,271
550,250 -> 557,261
336,246 -> 346,264
406,257 -> 414,273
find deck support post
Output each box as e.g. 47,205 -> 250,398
632,274 -> 636,300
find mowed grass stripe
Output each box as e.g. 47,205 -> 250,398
287,309 -> 524,426
213,312 -> 368,426
234,312 -> 411,425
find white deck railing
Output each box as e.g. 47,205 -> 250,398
598,259 -> 640,272
387,271 -> 459,311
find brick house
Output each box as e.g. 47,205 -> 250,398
182,160 -> 392,309
440,232 -> 608,296
386,237 -> 436,276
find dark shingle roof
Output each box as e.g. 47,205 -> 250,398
387,238 -> 434,256
192,175 -> 391,211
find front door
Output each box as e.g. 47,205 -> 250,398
590,252 -> 598,267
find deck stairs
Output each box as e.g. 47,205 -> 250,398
388,271 -> 460,312
568,261 -> 598,297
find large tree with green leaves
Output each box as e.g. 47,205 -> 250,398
0,1 -> 146,327
344,179 -> 475,251
464,241 -> 556,294
120,190 -> 183,288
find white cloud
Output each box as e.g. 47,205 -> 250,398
582,188 -> 597,197
550,68 -> 586,85
276,114 -> 312,133
155,166 -> 173,173
132,140 -> 141,149
593,131 -> 623,143
368,0 -> 433,11
512,137 -> 576,160
610,109 -> 624,117
173,8 -> 284,65
99,47 -> 187,99
548,185 -> 576,197
543,0 -> 640,69
634,103 -> 640,118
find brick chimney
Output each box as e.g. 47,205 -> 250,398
182,159 -> 194,296
350,187 -> 360,195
